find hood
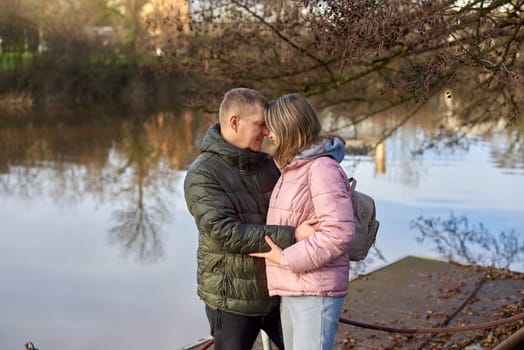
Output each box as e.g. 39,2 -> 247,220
294,136 -> 346,164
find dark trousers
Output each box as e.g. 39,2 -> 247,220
205,304 -> 284,350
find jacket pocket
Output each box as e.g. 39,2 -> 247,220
222,271 -> 231,310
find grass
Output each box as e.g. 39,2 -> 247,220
0,52 -> 33,71
0,48 -> 191,106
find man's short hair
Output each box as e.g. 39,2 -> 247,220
219,88 -> 269,122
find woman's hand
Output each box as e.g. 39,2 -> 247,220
250,236 -> 283,265
295,217 -> 319,241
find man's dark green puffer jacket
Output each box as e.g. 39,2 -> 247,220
184,124 -> 295,316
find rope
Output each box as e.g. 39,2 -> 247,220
339,313 -> 524,334
198,338 -> 214,350
416,265 -> 490,349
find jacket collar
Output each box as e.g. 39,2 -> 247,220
201,123 -> 263,171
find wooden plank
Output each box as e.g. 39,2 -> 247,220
335,255 -> 523,349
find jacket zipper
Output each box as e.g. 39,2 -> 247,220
273,176 -> 284,201
222,269 -> 229,310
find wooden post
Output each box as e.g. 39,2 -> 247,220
492,326 -> 524,350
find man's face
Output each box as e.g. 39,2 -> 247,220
236,104 -> 269,152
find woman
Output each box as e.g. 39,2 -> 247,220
250,93 -> 355,350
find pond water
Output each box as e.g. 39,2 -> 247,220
0,96 -> 523,350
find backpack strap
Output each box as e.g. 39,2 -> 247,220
349,177 -> 357,192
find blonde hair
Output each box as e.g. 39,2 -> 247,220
265,93 -> 323,166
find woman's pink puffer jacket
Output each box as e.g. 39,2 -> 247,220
265,156 -> 355,297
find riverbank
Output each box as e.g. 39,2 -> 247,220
0,51 -> 196,110
337,255 -> 523,349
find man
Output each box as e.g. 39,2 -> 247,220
184,88 -> 295,349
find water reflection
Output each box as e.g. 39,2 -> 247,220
490,130 -> 524,174
1,103 -> 523,265
106,120 -> 173,262
411,212 -> 524,270
0,108 -> 213,262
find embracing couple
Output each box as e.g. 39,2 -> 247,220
184,88 -> 355,350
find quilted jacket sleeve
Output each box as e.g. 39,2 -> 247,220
184,162 -> 295,255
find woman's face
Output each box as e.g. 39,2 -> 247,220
267,129 -> 278,146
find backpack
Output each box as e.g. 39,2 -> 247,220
347,177 -> 379,261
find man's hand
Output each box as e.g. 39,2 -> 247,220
249,236 -> 283,265
295,217 -> 319,241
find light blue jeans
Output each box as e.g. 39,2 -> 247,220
280,295 -> 344,350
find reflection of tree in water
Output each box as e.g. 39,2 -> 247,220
109,196 -> 169,263
106,119 -> 179,263
489,127 -> 524,172
0,108 -> 209,263
411,212 -> 524,270
410,127 -> 471,156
